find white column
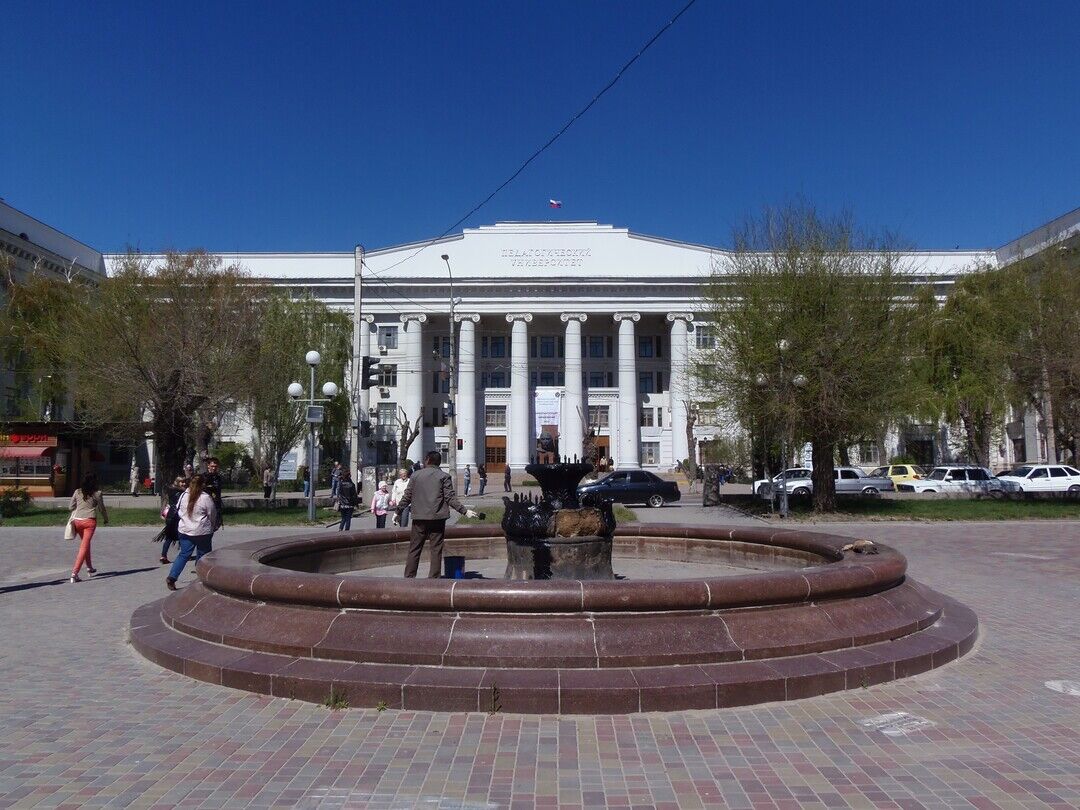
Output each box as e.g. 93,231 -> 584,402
400,313 -> 428,465
506,313 -> 533,471
455,313 -> 480,469
561,313 -> 587,461
614,312 -> 641,470
667,313 -> 694,466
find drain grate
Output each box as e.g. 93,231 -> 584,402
858,711 -> 936,736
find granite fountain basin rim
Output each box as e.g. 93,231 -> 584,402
194,524 -> 907,613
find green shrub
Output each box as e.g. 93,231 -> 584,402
0,487 -> 33,518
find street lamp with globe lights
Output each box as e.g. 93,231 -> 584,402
288,350 -> 340,521
756,341 -> 807,518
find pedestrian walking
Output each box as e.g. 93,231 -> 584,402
155,476 -> 188,564
477,463 -> 487,495
503,465 -> 512,492
370,480 -> 392,529
203,456 -> 225,529
129,463 -> 141,497
392,451 -> 479,578
336,469 -> 359,531
68,473 -> 109,583
166,474 -> 219,591
390,468 -> 411,527
463,464 -> 472,496
330,461 -> 342,500
262,467 -> 274,501
301,466 -> 311,498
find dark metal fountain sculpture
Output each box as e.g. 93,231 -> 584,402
502,457 -> 616,579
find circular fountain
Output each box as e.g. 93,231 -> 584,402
130,461 -> 977,714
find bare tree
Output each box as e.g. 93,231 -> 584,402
396,407 -> 423,468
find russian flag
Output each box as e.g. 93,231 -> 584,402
548,199 -> 563,209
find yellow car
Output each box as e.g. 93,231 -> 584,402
868,464 -> 927,485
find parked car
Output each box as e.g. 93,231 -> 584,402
577,470 -> 681,508
781,466 -> 896,496
752,468 -> 812,495
868,464 -> 927,485
896,465 -> 1004,496
996,464 -> 1080,494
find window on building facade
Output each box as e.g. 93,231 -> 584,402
657,407 -> 663,427
431,406 -> 447,427
485,405 -> 507,427
557,370 -> 564,385
489,336 -> 506,358
529,371 -> 537,388
656,371 -> 663,391
436,441 -> 450,460
694,326 -> 715,350
377,364 -> 397,387
378,325 -> 398,349
539,336 -> 556,358
432,371 -> 450,394
637,336 -> 654,358
377,402 -> 398,429
638,373 -> 655,394
540,371 -> 555,386
432,336 -> 451,358
589,372 -> 605,388
641,442 -> 660,465
588,336 -> 605,358
588,405 -> 609,428
639,408 -> 654,427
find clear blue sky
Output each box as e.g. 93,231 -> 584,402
2,0 -> 1078,253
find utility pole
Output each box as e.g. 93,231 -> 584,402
441,254 -> 458,488
350,245 -> 365,489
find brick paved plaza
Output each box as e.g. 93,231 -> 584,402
1,512 -> 1078,808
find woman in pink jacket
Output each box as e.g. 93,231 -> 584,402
370,480 -> 392,529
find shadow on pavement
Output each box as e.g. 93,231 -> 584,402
0,566 -> 157,595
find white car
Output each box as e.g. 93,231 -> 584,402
753,468 -> 812,495
896,465 -> 1004,496
997,464 -> 1080,494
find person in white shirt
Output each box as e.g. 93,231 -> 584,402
166,474 -> 219,591
390,468 -> 411,527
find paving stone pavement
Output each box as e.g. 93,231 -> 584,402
1,516 -> 1079,809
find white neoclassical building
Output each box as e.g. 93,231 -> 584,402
183,221 -> 997,474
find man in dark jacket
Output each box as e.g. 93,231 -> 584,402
392,451 -> 478,578
336,469 -> 359,531
203,457 -> 225,529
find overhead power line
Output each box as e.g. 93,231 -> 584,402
364,0 -> 701,283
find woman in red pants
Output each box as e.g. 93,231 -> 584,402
69,473 -> 109,583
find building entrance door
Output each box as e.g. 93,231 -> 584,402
485,436 -> 507,473
590,439 -> 610,472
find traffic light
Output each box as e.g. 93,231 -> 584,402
360,356 -> 381,390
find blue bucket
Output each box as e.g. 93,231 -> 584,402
444,555 -> 465,579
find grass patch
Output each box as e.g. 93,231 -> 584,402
457,504 -> 638,525
1,505 -> 346,528
748,496 -> 1080,521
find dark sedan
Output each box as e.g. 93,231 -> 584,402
577,470 -> 681,508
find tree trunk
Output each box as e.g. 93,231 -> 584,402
154,413 -> 188,505
838,444 -> 851,466
396,408 -> 423,468
683,402 -> 698,480
811,439 -> 836,513
1040,358 -> 1058,462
